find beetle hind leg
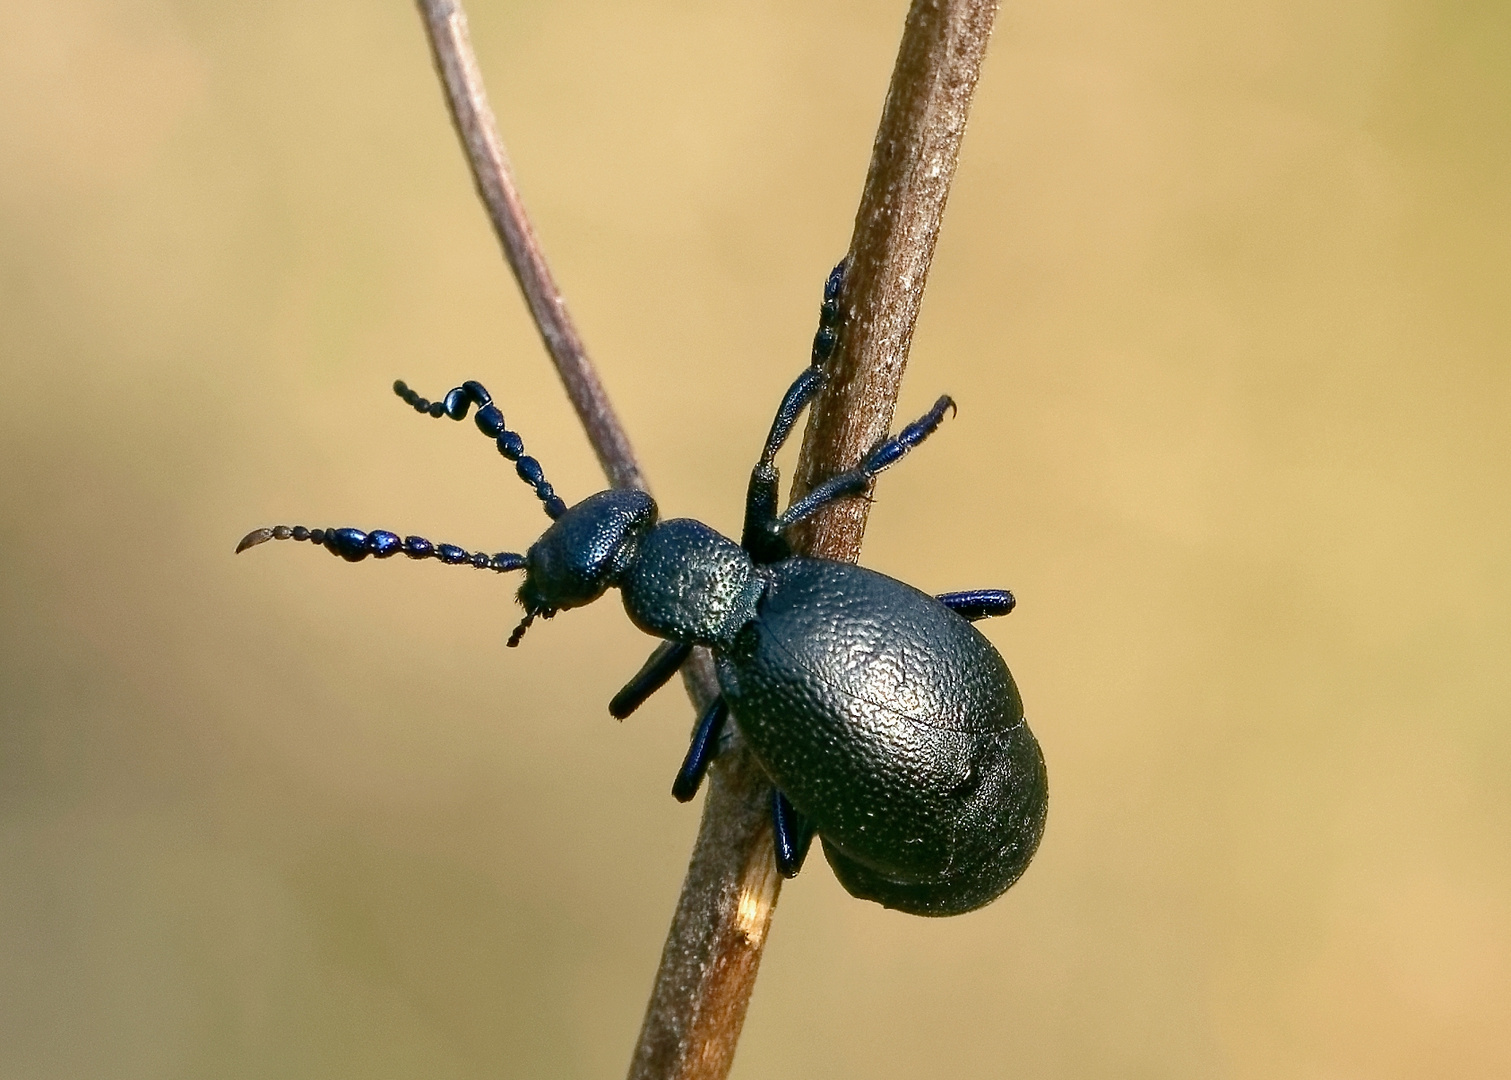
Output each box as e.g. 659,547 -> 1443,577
772,788 -> 816,878
937,589 -> 1016,621
741,259 -> 848,563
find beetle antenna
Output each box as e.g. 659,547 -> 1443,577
393,379 -> 567,520
235,524 -> 526,572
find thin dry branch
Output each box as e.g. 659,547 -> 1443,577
415,1 -> 1001,1078
630,2 -> 1002,1078
416,0 -> 643,493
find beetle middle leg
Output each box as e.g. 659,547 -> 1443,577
741,259 -> 847,563
671,696 -> 730,802
771,788 -> 816,877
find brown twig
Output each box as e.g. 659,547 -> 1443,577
416,0 -> 644,493
790,0 -> 1002,555
629,2 -> 1002,1078
415,0 -> 1001,1077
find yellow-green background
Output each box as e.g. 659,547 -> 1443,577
3,1 -> 1507,1077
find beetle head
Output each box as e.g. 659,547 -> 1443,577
512,489 -> 657,644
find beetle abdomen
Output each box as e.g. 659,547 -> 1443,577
716,559 -> 1048,915
820,721 -> 1047,916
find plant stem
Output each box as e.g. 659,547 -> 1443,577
631,2 -> 1002,1078
791,0 -> 1003,556
415,1 -> 1002,1077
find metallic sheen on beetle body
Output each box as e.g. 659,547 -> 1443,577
237,261 -> 1047,915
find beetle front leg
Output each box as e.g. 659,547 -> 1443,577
609,640 -> 694,719
772,788 -> 816,878
740,368 -> 823,563
773,394 -> 957,531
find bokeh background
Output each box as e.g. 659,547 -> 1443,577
3,0 -> 1508,1077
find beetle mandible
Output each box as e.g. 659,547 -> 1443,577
238,262 -> 1048,915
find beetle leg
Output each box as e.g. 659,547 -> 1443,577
741,463 -> 789,564
771,788 -> 816,877
810,258 -> 847,369
393,379 -> 569,520
774,394 -> 957,531
741,259 -> 848,563
609,640 -> 694,719
671,696 -> 729,802
760,261 -> 847,464
936,589 -> 1017,621
742,365 -> 825,561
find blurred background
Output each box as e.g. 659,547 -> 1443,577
2,0 -> 1508,1077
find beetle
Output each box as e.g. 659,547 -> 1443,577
238,262 -> 1047,915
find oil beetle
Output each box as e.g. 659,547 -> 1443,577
238,263 -> 1047,915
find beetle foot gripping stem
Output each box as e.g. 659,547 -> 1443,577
235,524 -> 526,572
774,394 -> 957,530
752,258 -> 849,472
738,258 -> 852,565
394,379 -> 567,520
810,258 -> 846,369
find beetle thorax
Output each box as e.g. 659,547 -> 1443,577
619,518 -> 764,647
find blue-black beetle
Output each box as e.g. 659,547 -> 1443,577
238,263 -> 1047,915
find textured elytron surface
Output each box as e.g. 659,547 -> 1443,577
717,559 -> 1048,915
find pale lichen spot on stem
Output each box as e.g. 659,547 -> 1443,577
734,850 -> 780,947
